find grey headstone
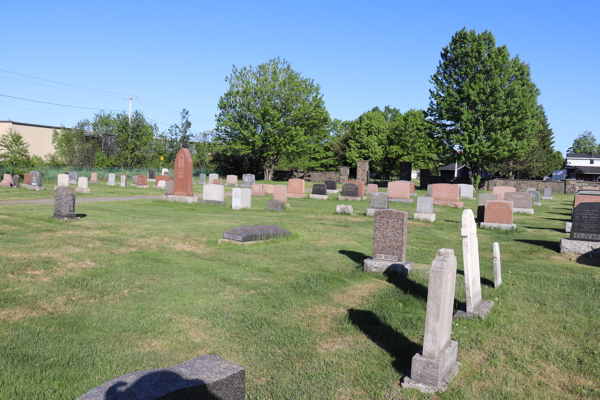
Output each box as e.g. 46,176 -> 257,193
526,190 -> 541,204
266,200 -> 285,212
325,180 -> 337,190
199,173 -> 206,184
571,203 -> 600,241
165,181 -> 173,195
242,174 -> 255,187
493,242 -> 501,288
53,186 -> 76,220
68,172 -> 77,185
458,184 -> 474,198
224,225 -> 291,242
108,173 -> 117,185
76,355 -> 244,400
312,184 -> 327,195
416,196 -> 433,214
12,175 -> 19,188
31,171 -> 42,186
477,193 -> 498,221
341,183 -> 359,197
543,187 -> 552,198
504,192 -> 533,209
369,192 -> 388,209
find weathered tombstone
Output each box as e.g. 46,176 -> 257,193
560,203 -> 600,257
164,180 -> 173,195
252,184 -> 264,196
402,249 -> 460,393
68,172 -> 77,185
414,196 -> 436,222
226,175 -> 238,186
120,175 -> 127,187
325,180 -> 338,193
388,181 -> 413,203
455,209 -> 493,319
310,183 -> 328,200
431,184 -> 463,208
526,190 -> 541,206
287,178 -> 306,198
30,170 -> 44,190
76,177 -> 90,193
161,168 -> 169,176
367,183 -> 378,193
232,188 -> 251,210
543,187 -> 552,200
11,175 -> 19,188
242,174 -> 255,187
173,148 -> 193,197
107,173 -> 116,186
208,173 -> 219,184
419,169 -> 430,189
53,186 -> 76,220
222,225 -> 290,243
504,192 -> 533,214
480,200 -> 515,230
493,242 -> 501,288
364,209 -> 412,275
366,192 -> 388,216
339,182 -> 361,201
345,180 -> 365,197
137,175 -> 148,187
202,184 -> 226,205
262,184 -> 275,195
273,185 -> 288,203
492,186 -> 516,200
56,173 -> 69,189
148,169 -> 156,181
335,204 -> 353,215
399,161 -> 412,181
477,193 -> 498,221
76,355 -> 245,400
132,175 -> 137,185
458,184 -> 474,199
199,173 -> 206,185
91,172 -> 98,183
266,200 -> 285,212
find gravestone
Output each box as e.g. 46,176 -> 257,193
161,168 -> 169,176
340,182 -> 361,201
399,161 -> 412,181
310,183 -> 328,200
11,175 -> 19,188
364,209 -> 412,275
455,209 -> 493,319
156,180 -> 166,189
148,169 -> 156,181
232,188 -> 252,210
24,173 -> 30,185
477,193 -> 498,221
388,181 -> 413,203
137,175 -> 148,187
504,192 -> 533,214
164,180 -> 173,195
53,187 -> 77,220
91,173 -> 98,183
120,175 -> 127,187
252,184 -> 264,196
336,205 -> 353,215
226,175 -> 238,186
526,190 -> 541,206
493,242 -> 501,288
273,185 -> 288,203
57,173 -> 69,189
543,187 -> 552,200
174,148 -> 193,196
266,200 -> 285,212
223,225 -> 291,243
560,202 -> 600,257
366,192 -> 388,216
76,177 -> 90,193
262,184 -> 275,195
199,173 -> 206,184
574,193 -> 600,208
414,196 -> 435,222
325,180 -> 337,193
402,249 -> 460,393
68,172 -> 77,185
458,184 -> 474,199
419,169 -> 430,189
242,174 -> 255,187
132,175 -> 137,185
431,184 -> 463,208
202,184 -> 226,205
345,180 -> 365,197
76,355 -> 244,400
492,186 -> 516,200
208,173 -> 219,184
107,173 -> 116,186
212,179 -> 222,185
156,175 -> 168,185
30,170 -> 44,190
287,179 -> 306,198
367,183 -> 378,193
480,200 -> 515,230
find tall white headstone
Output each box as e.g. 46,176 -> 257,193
493,242 -> 501,288
107,173 -> 116,186
232,188 -> 252,210
202,184 -> 225,205
76,177 -> 90,193
57,174 -> 69,187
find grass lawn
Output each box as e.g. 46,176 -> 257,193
0,185 -> 598,399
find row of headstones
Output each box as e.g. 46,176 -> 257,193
199,173 -> 256,187
2,174 -> 20,188
362,208 -> 499,391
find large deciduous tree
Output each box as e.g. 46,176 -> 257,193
0,128 -> 33,169
569,131 -> 597,154
215,58 -> 330,180
428,28 -> 541,186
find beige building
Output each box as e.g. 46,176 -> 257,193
0,121 -> 59,157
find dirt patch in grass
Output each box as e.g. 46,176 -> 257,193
318,336 -> 355,353
333,279 -> 389,308
139,339 -> 169,353
172,241 -> 207,254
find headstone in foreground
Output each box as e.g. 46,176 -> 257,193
76,355 -> 244,400
414,196 -> 435,222
173,148 -> 193,196
492,186 -> 516,200
493,242 -> 501,288
455,209 -> 493,319
266,200 -> 285,212
107,173 -> 116,186
570,202 -> 600,242
76,177 -> 90,193
242,174 -> 255,187
202,184 -> 226,205
402,249 -> 460,393
543,187 -> 552,200
480,200 -> 515,230
504,192 -> 533,214
364,209 -> 412,275
53,186 -> 76,220
223,225 -> 290,243
232,188 -> 251,210
431,184 -> 463,208
310,183 -> 328,200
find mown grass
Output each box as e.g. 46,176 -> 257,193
0,187 -> 598,399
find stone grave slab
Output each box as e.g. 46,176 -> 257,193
263,184 -> 275,195
107,173 -> 116,186
212,179 -> 222,185
287,178 -> 306,198
266,200 -> 285,212
431,184 -> 463,208
543,187 -> 552,200
208,173 -> 219,184
477,193 -> 498,221
345,180 -> 364,197
174,148 -> 193,196
414,196 -> 435,222
325,180 -> 338,193
480,200 -> 515,230
202,184 -> 226,205
339,182 -> 363,201
492,186 -> 516,200
241,174 -> 255,187
53,187 -> 77,220
68,172 -> 77,185
222,225 -> 290,243
273,185 -> 288,202
561,202 -> 600,259
226,175 -> 238,186
76,177 -> 90,193
29,171 -> 45,190
367,183 -> 378,193
388,181 -> 413,203
252,184 -> 264,196
165,181 -> 173,195
136,175 -> 148,188
310,183 -> 328,200
364,209 -> 412,275
232,188 -> 251,210
336,204 -> 353,215
504,192 -> 533,214
366,192 -> 388,216
458,184 -> 474,199
55,173 -> 69,190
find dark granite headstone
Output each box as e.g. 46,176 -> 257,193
148,169 -> 156,180
342,183 -> 359,197
224,225 -> 291,242
369,192 -> 388,209
266,200 -> 285,212
372,209 -> 408,262
312,184 -> 327,195
571,203 -> 600,242
68,172 -> 77,185
242,174 -> 255,187
31,171 -> 42,186
76,355 -> 244,400
419,169 -> 430,189
399,162 -> 412,181
12,175 -> 19,188
325,180 -> 337,190
53,186 -> 76,220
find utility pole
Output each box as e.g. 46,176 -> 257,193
123,96 -> 137,124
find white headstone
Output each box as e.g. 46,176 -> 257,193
120,175 -> 127,187
57,174 -> 69,187
203,184 -> 225,202
461,209 -> 482,312
458,184 -> 474,199
107,173 -> 116,186
232,188 -> 252,210
156,180 -> 166,189
162,168 -> 169,176
208,173 -> 219,184
493,242 -> 501,288
78,177 -> 88,189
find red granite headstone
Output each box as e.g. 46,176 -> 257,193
212,179 -> 221,185
288,179 -> 305,194
388,181 -> 411,199
492,186 -> 516,200
24,173 -> 30,185
173,148 -> 193,196
156,175 -> 168,184
345,180 -> 364,197
137,175 -> 147,185
431,184 -> 459,202
574,194 -> 600,208
483,200 -> 513,224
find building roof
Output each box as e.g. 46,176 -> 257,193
439,163 -> 469,171
567,152 -> 600,158
0,120 -> 62,130
567,166 -> 600,175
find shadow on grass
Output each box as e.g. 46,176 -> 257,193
523,226 -> 565,233
339,250 -> 368,268
515,239 -> 560,253
575,253 -> 600,267
347,308 -> 420,375
384,270 -> 428,302
456,269 -> 494,288
541,217 -> 570,222
76,214 -> 87,219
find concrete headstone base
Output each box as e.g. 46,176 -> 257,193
327,189 -> 339,194
363,258 -> 412,275
513,208 -> 534,214
309,194 -> 328,200
402,341 -> 460,393
413,212 -> 436,222
480,222 -> 516,230
287,193 -> 307,199
560,238 -> 600,257
454,300 -> 494,319
75,188 -> 90,193
433,200 -> 464,208
338,196 -> 365,201
136,185 -> 149,189
389,198 -> 414,203
28,185 -> 45,191
565,222 -> 572,233
164,195 -> 199,204
202,199 -> 226,205
542,196 -> 552,200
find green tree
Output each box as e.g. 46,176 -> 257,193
428,28 -> 541,186
113,111 -> 157,168
345,107 -> 389,170
0,128 -> 33,169
165,108 -> 193,163
52,123 -> 96,167
215,57 -> 330,180
569,131 -> 597,154
386,109 -> 438,171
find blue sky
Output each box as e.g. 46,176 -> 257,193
1,0 -> 598,156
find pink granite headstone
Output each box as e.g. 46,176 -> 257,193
483,200 -> 513,224
226,175 -> 237,185
212,179 -> 221,185
252,184 -> 264,196
367,184 -> 378,193
345,180 -> 364,197
388,181 -> 411,199
137,175 -> 147,185
173,148 -> 193,196
431,184 -> 459,202
288,179 -> 305,194
263,184 -> 275,194
492,186 -> 516,200
274,185 -> 288,202
91,173 -> 98,182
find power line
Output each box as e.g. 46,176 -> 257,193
0,93 -> 124,112
0,75 -> 123,98
0,103 -> 87,118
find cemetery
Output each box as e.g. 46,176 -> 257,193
0,173 -> 598,400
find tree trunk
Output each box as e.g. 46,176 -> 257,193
264,164 -> 272,181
